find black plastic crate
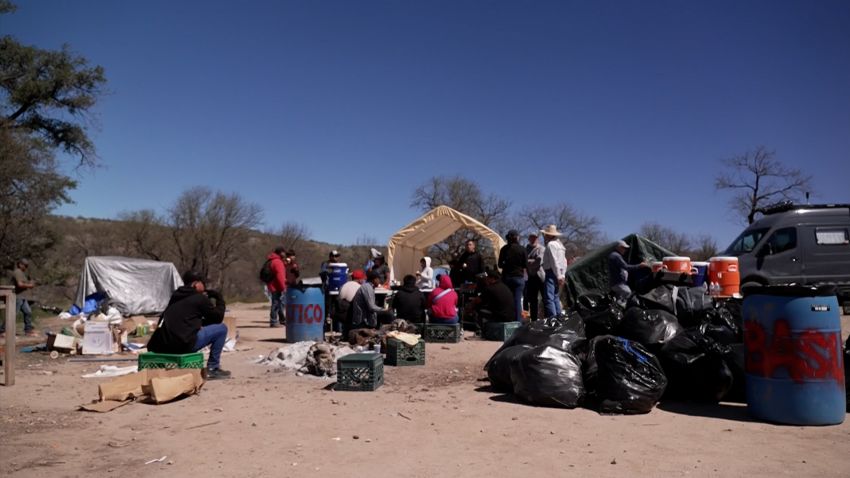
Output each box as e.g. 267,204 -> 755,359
385,337 -> 425,366
336,353 -> 384,391
483,321 -> 520,342
425,323 -> 462,343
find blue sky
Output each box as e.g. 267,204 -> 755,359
6,0 -> 850,249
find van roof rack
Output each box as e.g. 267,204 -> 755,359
758,201 -> 850,216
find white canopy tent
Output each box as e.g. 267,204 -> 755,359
387,205 -> 506,283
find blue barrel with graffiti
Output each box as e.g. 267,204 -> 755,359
285,284 -> 325,343
743,285 -> 845,425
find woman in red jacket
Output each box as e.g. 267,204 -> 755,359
428,274 -> 459,324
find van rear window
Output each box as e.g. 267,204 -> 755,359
815,228 -> 849,245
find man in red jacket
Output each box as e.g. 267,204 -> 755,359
266,246 -> 288,328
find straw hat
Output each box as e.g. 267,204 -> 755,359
539,224 -> 562,237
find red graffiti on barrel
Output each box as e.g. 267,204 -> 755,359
744,318 -> 844,385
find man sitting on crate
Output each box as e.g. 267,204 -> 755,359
472,269 -> 516,328
147,271 -> 231,380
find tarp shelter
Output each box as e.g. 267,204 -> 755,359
387,205 -> 507,283
75,257 -> 183,315
564,234 -> 675,305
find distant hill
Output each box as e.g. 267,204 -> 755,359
28,215 -> 386,307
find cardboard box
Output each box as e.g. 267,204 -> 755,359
47,333 -> 77,352
81,368 -> 206,412
82,321 -> 114,355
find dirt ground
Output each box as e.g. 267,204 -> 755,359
1,303 -> 849,478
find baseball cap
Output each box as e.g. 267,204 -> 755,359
351,269 -> 366,280
331,250 -> 340,256
617,240 -> 630,248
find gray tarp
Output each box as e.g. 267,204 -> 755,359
74,256 -> 183,315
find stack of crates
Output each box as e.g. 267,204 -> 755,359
336,353 -> 384,391
138,351 -> 205,370
385,337 -> 425,366
424,323 -> 462,343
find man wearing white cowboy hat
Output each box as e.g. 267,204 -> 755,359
540,224 -> 568,317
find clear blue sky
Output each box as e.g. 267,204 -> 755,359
6,0 -> 850,249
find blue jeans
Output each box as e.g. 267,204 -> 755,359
270,291 -> 285,325
430,316 -> 458,324
0,298 -> 33,333
543,270 -> 562,318
504,275 -> 526,322
193,323 -> 228,370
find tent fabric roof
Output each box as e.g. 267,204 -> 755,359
75,256 -> 183,315
387,205 -> 506,283
564,234 -> 675,305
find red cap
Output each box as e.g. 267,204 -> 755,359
351,269 -> 366,280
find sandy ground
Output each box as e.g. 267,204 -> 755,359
1,303 -> 849,478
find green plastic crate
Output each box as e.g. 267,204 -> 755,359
385,338 -> 425,366
424,323 -> 462,343
483,321 -> 521,341
336,353 -> 384,391
138,351 -> 205,370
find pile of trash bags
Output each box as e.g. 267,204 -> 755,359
485,285 -> 745,414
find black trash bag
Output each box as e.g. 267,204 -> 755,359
574,294 -> 624,339
658,329 -> 734,402
675,287 -> 713,324
484,315 -> 586,370
618,308 -> 684,350
509,345 -> 584,408
845,337 -> 850,412
723,343 -> 747,403
584,336 -> 667,414
688,306 -> 742,344
574,293 -> 611,317
487,344 -> 533,393
634,285 -> 677,314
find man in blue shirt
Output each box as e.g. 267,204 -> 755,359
608,240 -> 648,301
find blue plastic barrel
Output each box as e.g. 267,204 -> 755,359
691,262 -> 709,288
743,285 -> 845,425
285,285 -> 325,343
327,262 -> 348,292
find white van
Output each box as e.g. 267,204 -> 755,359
722,203 -> 850,310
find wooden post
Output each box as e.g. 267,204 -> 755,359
1,286 -> 15,386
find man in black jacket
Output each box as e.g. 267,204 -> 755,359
392,274 -> 426,322
475,269 -> 516,324
147,271 -> 231,379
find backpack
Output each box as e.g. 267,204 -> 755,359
259,259 -> 274,283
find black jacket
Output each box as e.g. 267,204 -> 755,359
478,281 -> 515,323
393,285 -> 426,322
147,286 -> 226,354
498,243 -> 528,278
458,250 -> 484,284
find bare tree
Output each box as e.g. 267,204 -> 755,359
516,202 -> 602,256
273,221 -> 310,251
167,187 -> 263,288
689,234 -> 719,261
355,234 -> 379,246
118,209 -> 168,260
411,175 -> 511,265
715,146 -> 812,224
639,222 -> 691,253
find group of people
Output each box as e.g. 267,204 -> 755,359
144,233 -> 644,380
494,224 -> 569,322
